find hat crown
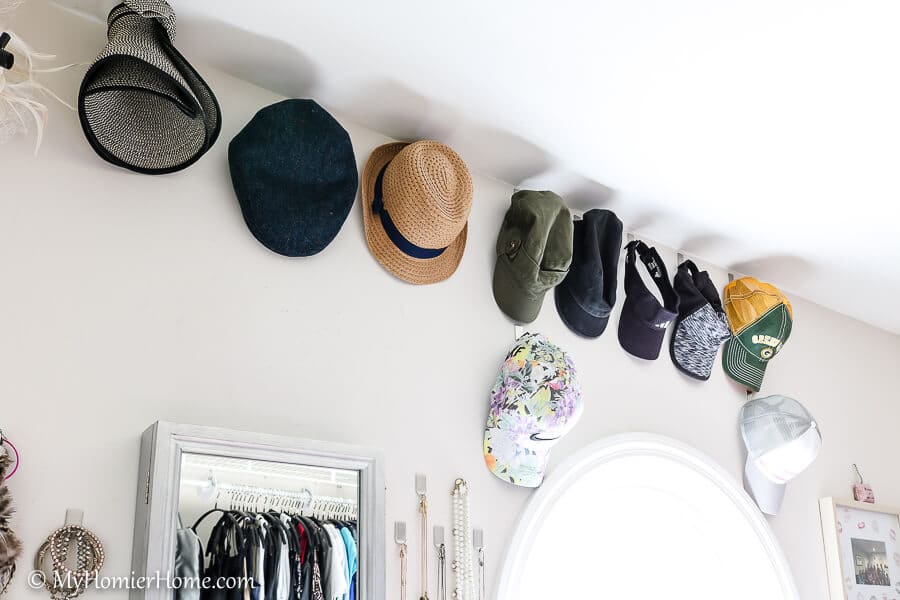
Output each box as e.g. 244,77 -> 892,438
382,141 -> 473,249
724,277 -> 793,330
488,333 -> 583,437
740,395 -> 817,458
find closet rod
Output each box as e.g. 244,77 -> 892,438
189,481 -> 359,505
182,464 -> 359,487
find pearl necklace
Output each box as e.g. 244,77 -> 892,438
451,479 -> 475,600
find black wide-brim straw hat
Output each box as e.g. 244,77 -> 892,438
78,1 -> 220,174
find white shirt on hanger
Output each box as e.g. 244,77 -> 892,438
276,518 -> 291,600
322,524 -> 348,600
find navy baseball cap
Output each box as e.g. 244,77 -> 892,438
554,209 -> 623,338
618,240 -> 678,360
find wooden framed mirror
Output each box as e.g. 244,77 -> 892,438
130,421 -> 385,600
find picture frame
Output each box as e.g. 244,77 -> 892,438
819,497 -> 900,600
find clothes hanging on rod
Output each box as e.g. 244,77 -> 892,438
187,503 -> 359,600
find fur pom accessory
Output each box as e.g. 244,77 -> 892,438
0,453 -> 22,572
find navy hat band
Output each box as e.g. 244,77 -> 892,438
373,162 -> 447,260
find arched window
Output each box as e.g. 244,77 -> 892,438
497,434 -> 798,600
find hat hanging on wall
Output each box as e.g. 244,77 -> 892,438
669,260 -> 731,380
722,277 -> 793,392
78,0 -> 220,174
739,394 -> 821,515
229,99 -> 358,257
484,332 -> 583,488
361,140 -> 473,284
554,208 -> 622,337
493,191 -> 573,324
618,240 -> 678,360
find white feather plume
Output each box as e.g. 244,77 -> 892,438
0,29 -> 76,155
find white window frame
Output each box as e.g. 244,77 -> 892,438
495,432 -> 799,600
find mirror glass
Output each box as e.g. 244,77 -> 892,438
178,452 -> 361,597
502,436 -> 797,600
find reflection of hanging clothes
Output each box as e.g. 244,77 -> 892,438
175,514 -> 202,600
191,509 -> 357,600
321,525 -> 348,600
276,515 -> 293,600
339,527 -> 357,600
254,518 -> 267,600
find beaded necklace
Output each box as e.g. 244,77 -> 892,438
34,525 -> 104,600
450,479 -> 474,600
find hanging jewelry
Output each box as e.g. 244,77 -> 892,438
450,479 -> 474,600
416,474 -> 429,600
395,522 -> 408,600
434,526 -> 447,600
473,529 -> 484,600
34,525 -> 105,599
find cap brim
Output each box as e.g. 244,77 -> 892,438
618,310 -> 666,360
483,427 -> 551,488
722,337 -> 767,392
744,457 -> 786,516
362,142 -> 467,285
492,257 -> 545,324
669,317 -> 718,381
554,283 -> 610,338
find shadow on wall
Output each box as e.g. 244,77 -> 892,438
172,14 -> 621,213
518,169 -> 617,213
730,254 -> 818,290
347,79 -> 556,188
177,19 -> 320,100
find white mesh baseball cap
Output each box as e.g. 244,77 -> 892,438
739,395 -> 821,516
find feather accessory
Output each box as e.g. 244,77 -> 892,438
0,29 -> 76,155
0,454 -> 22,572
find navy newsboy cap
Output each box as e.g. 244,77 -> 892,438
229,99 -> 359,257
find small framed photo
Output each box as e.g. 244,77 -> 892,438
820,497 -> 900,599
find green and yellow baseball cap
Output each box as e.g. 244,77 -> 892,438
722,277 -> 793,392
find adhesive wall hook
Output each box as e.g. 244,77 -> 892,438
65,508 -> 85,526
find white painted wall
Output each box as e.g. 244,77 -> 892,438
1,3 -> 899,600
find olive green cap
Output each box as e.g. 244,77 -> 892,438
493,190 -> 574,323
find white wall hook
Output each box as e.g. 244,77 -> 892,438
65,508 -> 84,526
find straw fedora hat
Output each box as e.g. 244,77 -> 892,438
362,140 -> 474,284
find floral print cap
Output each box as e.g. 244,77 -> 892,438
484,333 -> 582,487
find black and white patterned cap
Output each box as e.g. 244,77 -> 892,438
670,261 -> 730,380
77,0 -> 220,174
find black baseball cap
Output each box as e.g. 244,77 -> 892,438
618,240 -> 678,360
554,209 -> 623,338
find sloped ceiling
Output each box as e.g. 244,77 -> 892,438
47,0 -> 900,333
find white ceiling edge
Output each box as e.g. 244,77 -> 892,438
37,0 -> 900,335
